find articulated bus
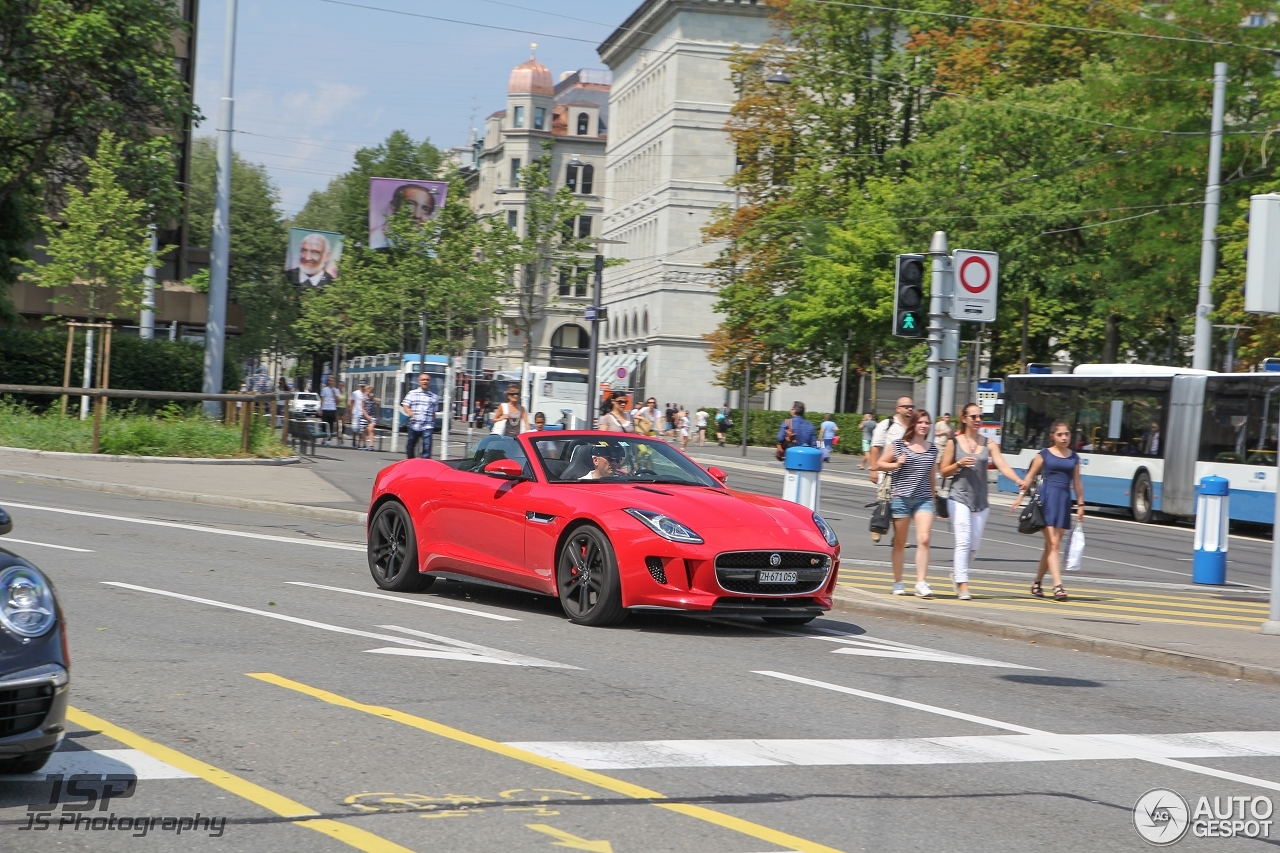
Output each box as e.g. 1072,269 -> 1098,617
340,353 -> 448,429
998,365 -> 1280,525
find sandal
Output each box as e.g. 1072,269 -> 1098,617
1031,581 -> 1044,598
1053,585 -> 1069,602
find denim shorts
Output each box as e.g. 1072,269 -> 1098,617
891,495 -> 934,518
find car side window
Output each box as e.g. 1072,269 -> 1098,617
458,435 -> 531,476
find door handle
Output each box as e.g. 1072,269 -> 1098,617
526,511 -> 556,524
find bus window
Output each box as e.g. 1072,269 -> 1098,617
1002,377 -> 1166,456
1200,377 -> 1280,466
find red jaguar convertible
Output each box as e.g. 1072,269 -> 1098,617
366,432 -> 840,626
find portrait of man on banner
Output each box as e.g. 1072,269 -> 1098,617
285,228 -> 343,287
368,178 -> 449,249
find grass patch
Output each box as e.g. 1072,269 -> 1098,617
0,402 -> 291,459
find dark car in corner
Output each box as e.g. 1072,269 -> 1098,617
0,507 -> 69,774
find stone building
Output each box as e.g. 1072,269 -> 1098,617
595,0 -> 835,411
467,55 -> 612,371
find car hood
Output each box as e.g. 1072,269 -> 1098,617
559,483 -> 813,531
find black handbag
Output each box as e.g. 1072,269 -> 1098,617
1018,483 -> 1046,534
935,475 -> 951,519
867,499 -> 892,534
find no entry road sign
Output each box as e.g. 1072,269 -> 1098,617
950,249 -> 999,322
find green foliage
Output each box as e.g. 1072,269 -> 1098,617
0,402 -> 288,458
705,408 -> 867,453
25,131 -> 168,320
0,0 -> 192,291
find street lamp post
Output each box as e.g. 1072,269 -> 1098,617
202,0 -> 238,417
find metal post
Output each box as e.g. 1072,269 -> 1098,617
586,253 -> 603,427
61,325 -> 74,417
141,226 -> 156,340
1266,491 -> 1280,633
837,329 -> 850,413
80,328 -> 94,420
741,358 -> 751,457
925,231 -> 949,431
202,0 -> 238,416
1194,62 -> 1228,372
441,360 -> 453,459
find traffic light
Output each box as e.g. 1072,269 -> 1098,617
894,254 -> 926,338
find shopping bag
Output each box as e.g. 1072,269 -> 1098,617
1066,523 -> 1085,571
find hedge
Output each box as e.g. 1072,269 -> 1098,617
699,408 -> 871,453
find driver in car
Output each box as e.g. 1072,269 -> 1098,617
581,443 -> 630,480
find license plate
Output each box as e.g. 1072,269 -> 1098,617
758,570 -> 797,584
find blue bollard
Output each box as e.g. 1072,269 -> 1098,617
783,446 -> 824,509
1192,475 -> 1230,585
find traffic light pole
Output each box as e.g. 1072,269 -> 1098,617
925,231 -> 950,433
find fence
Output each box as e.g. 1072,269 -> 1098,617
0,384 -> 292,455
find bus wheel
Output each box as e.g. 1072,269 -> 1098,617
1131,471 -> 1154,523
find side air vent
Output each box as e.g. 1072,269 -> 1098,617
645,557 -> 667,585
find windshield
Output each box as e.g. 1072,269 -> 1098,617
530,436 -> 721,487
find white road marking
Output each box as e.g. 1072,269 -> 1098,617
378,625 -> 576,668
757,671 -> 1280,793
5,501 -> 364,551
806,629 -> 1041,669
286,582 -> 519,622
101,582 -> 573,668
1,748 -> 195,781
1,537 -> 93,552
507,731 -> 1280,770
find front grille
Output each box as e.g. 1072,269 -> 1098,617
714,551 -> 830,595
0,683 -> 54,737
645,557 -> 667,585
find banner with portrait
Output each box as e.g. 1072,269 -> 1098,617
368,178 -> 449,249
285,228 -> 344,287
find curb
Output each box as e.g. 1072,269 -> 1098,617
0,446 -> 300,465
0,469 -> 366,525
829,587 -> 1280,687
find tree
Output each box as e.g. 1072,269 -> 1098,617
25,131 -> 167,322
0,0 -> 192,292
506,142 -> 596,363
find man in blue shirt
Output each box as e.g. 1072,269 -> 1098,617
776,401 -> 818,459
400,373 -> 439,459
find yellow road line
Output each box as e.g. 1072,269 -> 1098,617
837,575 -> 1268,618
837,570 -> 1270,610
835,583 -> 1257,630
248,672 -> 848,853
66,707 -> 416,853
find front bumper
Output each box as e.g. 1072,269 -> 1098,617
0,661 -> 69,759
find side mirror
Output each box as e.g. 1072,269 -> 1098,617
706,466 -> 728,484
0,507 -> 11,536
483,459 -> 526,480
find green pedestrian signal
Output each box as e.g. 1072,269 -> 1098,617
894,254 -> 927,338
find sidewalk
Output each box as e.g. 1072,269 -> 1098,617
1,431 -> 1276,683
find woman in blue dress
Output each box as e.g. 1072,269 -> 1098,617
1014,420 -> 1085,601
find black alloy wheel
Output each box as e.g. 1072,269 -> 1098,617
1131,470 -> 1154,524
368,502 -> 434,592
557,526 -> 625,627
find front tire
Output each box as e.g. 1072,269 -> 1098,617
557,526 -> 626,627
1131,470 -> 1154,524
368,502 -> 434,591
763,615 -> 818,626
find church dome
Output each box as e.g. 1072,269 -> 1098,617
509,56 -> 553,96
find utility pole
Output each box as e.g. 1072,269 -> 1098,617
1193,62 -> 1228,371
585,253 -> 604,427
140,226 -> 156,340
741,357 -> 751,457
202,0 -> 238,416
837,329 -> 850,413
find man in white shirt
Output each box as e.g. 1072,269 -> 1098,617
869,396 -> 915,543
319,377 -> 338,445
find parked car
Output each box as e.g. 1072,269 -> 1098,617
0,507 -> 70,774
366,433 -> 840,627
289,392 -> 322,417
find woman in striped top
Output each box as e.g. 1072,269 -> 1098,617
875,408 -> 939,598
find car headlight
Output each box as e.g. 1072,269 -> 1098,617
625,508 -> 704,544
0,566 -> 57,638
812,513 -> 839,547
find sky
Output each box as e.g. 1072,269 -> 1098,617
192,0 -> 643,219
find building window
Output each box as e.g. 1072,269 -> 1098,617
566,164 -> 579,192
577,112 -> 590,135
1246,12 -> 1267,26
510,158 -> 521,185
559,266 -> 589,297
577,215 -> 592,239
643,309 -> 649,333
551,324 -> 589,349
565,164 -> 594,194
534,107 -> 546,130
507,210 -> 518,231
513,105 -> 525,128
580,165 -> 594,194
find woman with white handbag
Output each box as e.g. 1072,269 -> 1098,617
939,403 -> 1025,600
491,386 -> 529,436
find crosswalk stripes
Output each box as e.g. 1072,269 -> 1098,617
836,567 -> 1270,630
